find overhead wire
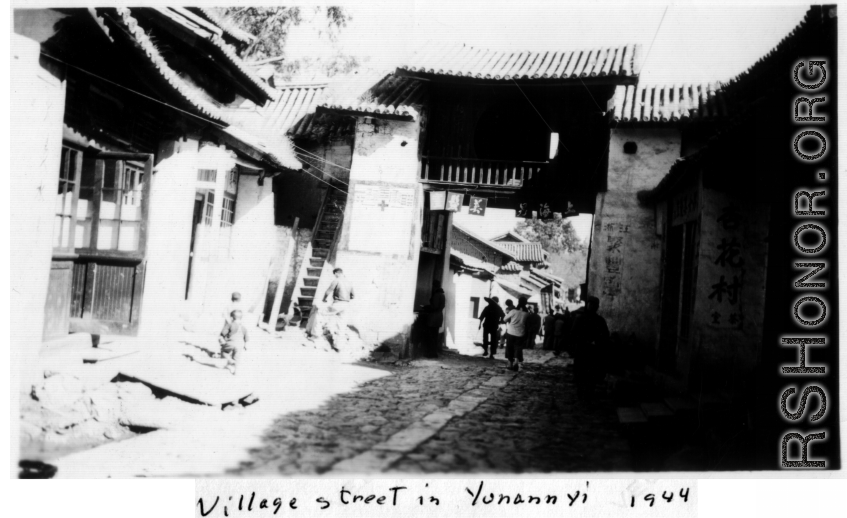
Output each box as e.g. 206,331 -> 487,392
40,51 -> 352,192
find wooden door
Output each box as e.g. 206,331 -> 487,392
69,152 -> 153,336
43,262 -> 74,340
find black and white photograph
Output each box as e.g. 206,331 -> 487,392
6,0 -> 844,512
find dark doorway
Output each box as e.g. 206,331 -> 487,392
186,195 -> 204,299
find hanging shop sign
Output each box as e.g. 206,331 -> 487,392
445,191 -> 464,212
468,196 -> 488,216
428,190 -> 446,211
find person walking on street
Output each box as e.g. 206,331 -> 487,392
525,305 -> 542,350
478,296 -> 505,358
503,296 -> 529,372
499,299 -> 515,352
553,307 -> 572,356
323,267 -> 355,349
570,296 -> 610,399
542,307 -> 557,350
419,280 -> 446,358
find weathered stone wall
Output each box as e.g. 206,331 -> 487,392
685,188 -> 770,391
588,128 -> 681,346
332,116 -> 424,345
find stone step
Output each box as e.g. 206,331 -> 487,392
300,287 -> 317,297
640,402 -> 674,419
313,239 -> 332,249
303,277 -> 320,287
298,296 -> 314,307
298,305 -> 312,317
307,267 -> 323,277
309,258 -> 325,267
617,407 -> 648,425
312,248 -> 329,258
315,230 -> 335,239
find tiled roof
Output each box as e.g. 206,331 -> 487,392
114,8 -> 226,122
637,6 -> 836,204
497,242 -> 547,262
450,250 -> 497,275
610,83 -> 730,125
499,261 -> 523,272
188,7 -> 256,45
398,43 -> 641,81
452,223 -> 519,261
319,75 -> 426,120
111,8 -> 299,169
530,267 -> 564,287
719,6 -> 835,107
613,7 -> 835,127
149,7 -> 277,101
263,83 -> 327,136
491,230 -> 531,243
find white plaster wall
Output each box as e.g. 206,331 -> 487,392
588,128 -> 681,346
203,173 -> 276,323
332,117 -> 424,344
452,273 -> 474,354
443,269 -> 458,350
10,33 -> 67,475
137,139 -> 200,338
10,33 -> 66,392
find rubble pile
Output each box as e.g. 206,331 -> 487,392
303,311 -> 378,361
20,371 -> 207,460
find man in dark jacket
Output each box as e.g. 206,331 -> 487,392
420,280 -> 446,358
542,307 -> 558,350
570,296 -> 609,399
525,305 -> 542,350
478,296 -> 505,358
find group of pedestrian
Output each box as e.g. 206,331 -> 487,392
542,306 -> 574,354
476,295 -> 542,372
477,294 -> 609,396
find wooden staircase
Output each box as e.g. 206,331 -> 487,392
289,185 -> 347,328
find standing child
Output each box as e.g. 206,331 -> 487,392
219,309 -> 249,375
223,292 -> 245,324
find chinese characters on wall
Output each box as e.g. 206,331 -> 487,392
601,219 -> 630,298
707,204 -> 745,329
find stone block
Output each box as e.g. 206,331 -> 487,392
374,424 -> 438,453
330,450 -> 402,473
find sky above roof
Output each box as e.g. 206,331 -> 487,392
286,0 -> 811,84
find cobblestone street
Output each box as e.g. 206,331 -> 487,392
233,349 -> 631,475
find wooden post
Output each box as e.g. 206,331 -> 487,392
268,217 -> 299,332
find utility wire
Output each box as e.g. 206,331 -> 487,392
641,6 -> 670,76
41,51 -> 228,130
292,143 -> 353,172
510,79 -> 571,155
40,50 -> 351,193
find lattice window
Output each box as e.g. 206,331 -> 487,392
221,193 -> 236,228
54,147 -> 81,251
203,191 -> 215,226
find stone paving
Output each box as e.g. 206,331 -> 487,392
232,348 -> 631,475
